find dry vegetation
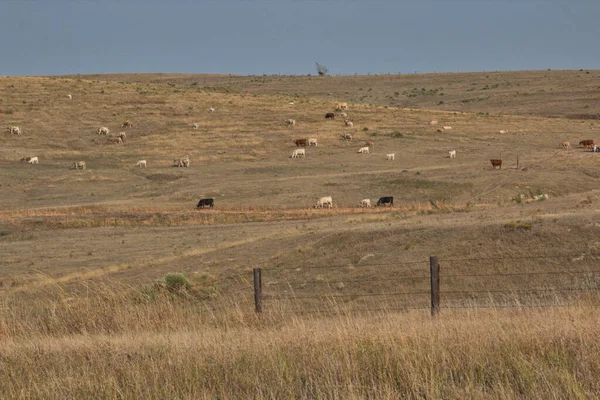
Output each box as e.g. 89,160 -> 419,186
2,70 -> 600,398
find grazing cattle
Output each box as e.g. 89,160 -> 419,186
325,113 -> 335,119
377,197 -> 394,207
443,126 -> 453,130
173,157 -> 190,167
315,196 -> 333,208
196,198 -> 214,209
498,130 -> 507,134
335,102 -> 348,111
360,199 -> 371,208
67,94 -> 72,99
121,120 -> 133,128
97,127 -> 110,135
208,107 -> 216,113
386,153 -> 395,161
192,122 -> 199,129
579,139 -> 594,147
108,137 -> 123,144
136,160 -> 147,168
364,141 -> 374,148
285,119 -> 296,126
294,138 -> 307,147
27,156 -> 39,164
449,150 -> 456,159
291,148 -> 306,158
344,119 -> 354,127
429,120 -> 438,125
308,138 -> 318,147
436,128 -> 444,133
7,126 -> 21,135
342,133 -> 353,141
117,132 -> 127,142
336,112 -> 348,118
358,146 -> 370,154
70,161 -> 86,170
20,157 -> 31,163
490,159 -> 502,169
560,141 -> 571,149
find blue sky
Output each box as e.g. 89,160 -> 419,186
2,0 -> 599,76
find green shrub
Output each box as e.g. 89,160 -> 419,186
164,273 -> 190,292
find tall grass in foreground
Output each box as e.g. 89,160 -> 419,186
0,284 -> 599,398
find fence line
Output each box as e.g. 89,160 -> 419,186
199,254 -> 600,315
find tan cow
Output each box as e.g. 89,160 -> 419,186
560,141 -> 571,149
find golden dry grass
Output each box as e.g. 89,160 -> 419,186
2,71 -> 600,398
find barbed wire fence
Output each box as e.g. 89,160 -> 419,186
198,253 -> 600,316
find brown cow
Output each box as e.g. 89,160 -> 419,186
122,120 -> 133,128
490,159 -> 502,169
294,138 -> 307,147
579,139 -> 594,147
325,113 -> 335,119
364,141 -> 374,147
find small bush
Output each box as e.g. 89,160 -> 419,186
164,273 -> 190,292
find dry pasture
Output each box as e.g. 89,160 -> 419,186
2,72 -> 600,398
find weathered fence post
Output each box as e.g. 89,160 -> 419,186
430,256 -> 440,316
253,268 -> 262,313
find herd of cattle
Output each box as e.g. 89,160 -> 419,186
7,97 -> 599,211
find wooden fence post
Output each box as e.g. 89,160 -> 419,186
253,268 -> 262,313
430,256 -> 440,316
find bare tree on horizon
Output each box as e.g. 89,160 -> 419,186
315,62 -> 329,76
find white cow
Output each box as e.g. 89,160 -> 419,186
136,160 -> 147,168
71,161 -> 86,170
291,148 -> 306,158
192,123 -> 199,129
67,94 -> 72,99
386,153 -> 395,161
360,199 -> 371,207
308,138 -> 318,147
342,133 -> 353,141
7,126 -> 21,135
27,156 -> 39,164
498,130 -> 507,134
315,196 -> 333,208
285,119 -> 296,126
97,127 -> 110,135
358,147 -> 370,154
443,126 -> 453,130
344,119 -> 354,127
430,120 -> 438,125
449,150 -> 456,159
208,107 -> 216,113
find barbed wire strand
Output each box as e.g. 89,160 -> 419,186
264,260 -> 426,272
264,275 -> 430,287
441,253 -> 600,263
265,291 -> 430,300
441,269 -> 600,279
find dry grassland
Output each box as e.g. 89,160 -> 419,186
1,71 -> 600,398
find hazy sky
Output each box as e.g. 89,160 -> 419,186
2,0 -> 598,76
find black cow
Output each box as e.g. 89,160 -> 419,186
325,113 -> 335,119
376,196 -> 394,207
196,198 -> 214,209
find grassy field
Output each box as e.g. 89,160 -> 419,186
2,71 -> 600,398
